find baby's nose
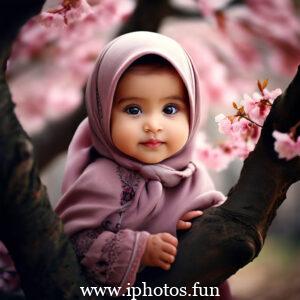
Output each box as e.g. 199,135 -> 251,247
143,116 -> 163,133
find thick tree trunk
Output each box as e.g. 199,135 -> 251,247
0,1 -> 94,299
0,1 -> 299,300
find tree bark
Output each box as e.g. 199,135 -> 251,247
0,1 -> 95,299
0,1 -> 299,300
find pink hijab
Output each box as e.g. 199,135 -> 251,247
56,31 -> 225,237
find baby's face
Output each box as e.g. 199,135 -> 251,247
111,66 -> 189,164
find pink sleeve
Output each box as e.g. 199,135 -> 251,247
196,191 -> 227,210
71,228 -> 149,295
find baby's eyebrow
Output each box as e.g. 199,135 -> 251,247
163,95 -> 185,101
115,95 -> 185,104
116,97 -> 144,104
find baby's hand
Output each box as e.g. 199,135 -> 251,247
176,210 -> 203,230
141,233 -> 178,270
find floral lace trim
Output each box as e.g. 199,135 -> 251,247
100,232 -> 124,283
117,166 -> 141,206
70,167 -> 142,286
100,168 -> 140,282
101,166 -> 141,233
70,227 -> 104,261
71,228 -> 137,286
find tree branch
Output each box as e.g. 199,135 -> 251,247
0,2 -> 97,299
32,101 -> 86,170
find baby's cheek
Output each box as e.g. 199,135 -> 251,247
170,122 -> 189,150
112,118 -> 139,148
112,114 -> 129,135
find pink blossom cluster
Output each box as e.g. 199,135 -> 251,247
273,127 -> 300,160
195,0 -> 300,76
215,84 -> 281,156
165,0 -> 299,109
197,80 -> 300,171
195,133 -> 235,172
39,0 -> 134,29
196,82 -> 283,171
0,242 -> 19,293
164,27 -> 250,108
241,84 -> 282,126
39,0 -> 93,27
11,67 -> 83,132
8,0 -> 135,133
244,0 -> 300,76
215,114 -> 259,157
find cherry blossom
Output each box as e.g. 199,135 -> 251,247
210,83 -> 281,170
195,133 -> 234,171
195,0 -> 300,76
215,113 -> 231,135
215,110 -> 261,144
196,0 -> 215,18
240,0 -> 300,76
10,66 -> 84,133
273,124 -> 300,160
241,86 -> 282,125
166,27 -> 244,106
39,0 -> 93,27
8,0 -> 135,133
197,144 -> 233,172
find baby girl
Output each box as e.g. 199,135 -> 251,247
55,31 -> 228,296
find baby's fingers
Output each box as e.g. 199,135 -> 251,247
160,233 -> 178,247
160,252 -> 175,264
162,242 -> 177,256
157,260 -> 172,271
176,219 -> 191,230
181,210 -> 203,221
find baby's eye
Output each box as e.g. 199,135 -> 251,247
163,104 -> 178,115
124,106 -> 142,115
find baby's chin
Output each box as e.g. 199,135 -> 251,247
128,147 -> 186,165
130,153 -> 169,165
134,157 -> 165,165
